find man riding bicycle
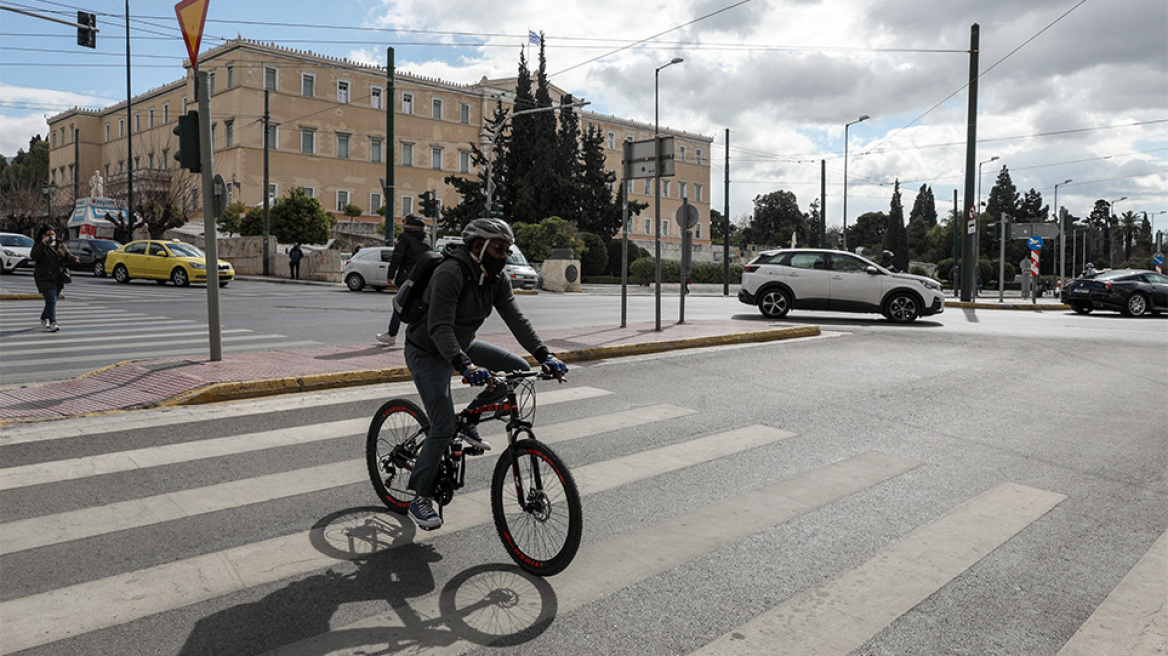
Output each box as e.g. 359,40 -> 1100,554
403,218 -> 567,530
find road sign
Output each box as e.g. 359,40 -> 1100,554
675,203 -> 699,230
1154,252 -> 1164,273
1028,235 -> 1044,251
174,0 -> 209,67
626,137 -> 675,179
1011,222 -> 1059,240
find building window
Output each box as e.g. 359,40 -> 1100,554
402,92 -> 414,114
301,187 -> 314,198
626,179 -> 634,195
337,80 -> 350,103
264,124 -> 279,149
643,179 -> 651,195
163,103 -> 170,124
337,133 -> 351,159
227,65 -> 234,88
402,142 -> 414,166
370,193 -> 383,213
148,108 -> 155,128
118,160 -> 124,174
133,155 -> 139,170
135,113 -> 141,133
679,145 -> 686,162
301,128 -> 315,154
662,180 -> 670,198
695,183 -> 703,202
267,183 -> 278,204
146,154 -> 154,170
430,147 -> 442,170
695,222 -> 701,239
210,124 -> 216,148
679,182 -> 687,200
336,190 -> 350,212
401,195 -> 413,216
607,131 -> 615,149
68,163 -> 75,182
301,73 -> 314,98
51,131 -> 56,149
182,96 -> 188,113
104,163 -> 110,179
459,151 -> 471,173
161,150 -> 168,170
696,148 -> 703,165
371,86 -> 383,109
225,120 -> 234,147
208,71 -> 216,95
644,218 -> 651,234
460,103 -> 471,124
432,98 -> 443,119
104,124 -> 110,142
264,67 -> 277,91
370,137 -> 383,163
663,219 -> 670,236
119,118 -> 125,138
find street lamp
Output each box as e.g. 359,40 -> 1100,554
654,56 -> 683,331
842,114 -> 869,253
975,156 -> 999,287
41,181 -> 58,225
1108,196 -> 1127,268
1054,178 -> 1072,281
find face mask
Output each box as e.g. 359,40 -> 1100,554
473,241 -> 508,283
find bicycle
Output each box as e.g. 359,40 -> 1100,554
366,370 -> 583,576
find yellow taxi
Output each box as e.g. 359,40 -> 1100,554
105,239 -> 234,287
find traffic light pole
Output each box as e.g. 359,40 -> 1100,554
196,71 -> 222,361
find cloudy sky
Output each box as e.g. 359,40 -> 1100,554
3,0 -> 1166,235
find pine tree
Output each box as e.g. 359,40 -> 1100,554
906,184 -> 937,258
882,179 -> 910,271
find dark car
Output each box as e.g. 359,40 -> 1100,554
1061,269 -> 1168,317
65,238 -> 123,277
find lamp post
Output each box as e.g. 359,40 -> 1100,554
654,56 -> 683,331
975,156 -> 998,289
841,114 -> 869,253
41,181 -> 58,225
1055,178 -> 1071,282
1108,196 -> 1127,268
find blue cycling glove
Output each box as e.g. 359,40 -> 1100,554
541,356 -> 567,377
462,366 -> 492,386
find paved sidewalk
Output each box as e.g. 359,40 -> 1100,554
0,319 -> 819,424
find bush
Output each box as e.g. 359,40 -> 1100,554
342,204 -> 363,219
579,232 -> 608,276
909,265 -> 929,277
513,216 -> 584,262
217,201 -> 246,237
689,260 -> 743,285
605,241 -> 650,276
239,188 -> 335,244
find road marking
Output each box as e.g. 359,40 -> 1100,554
0,340 -> 322,368
1057,527 -> 1168,656
0,385 -> 612,446
0,424 -> 795,654
692,482 -> 1067,655
0,322 -> 200,340
0,331 -> 266,355
0,399 -> 667,492
266,449 -> 917,656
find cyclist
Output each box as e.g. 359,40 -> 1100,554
403,218 -> 567,530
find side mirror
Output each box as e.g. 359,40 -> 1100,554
866,266 -> 880,275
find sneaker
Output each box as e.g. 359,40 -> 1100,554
408,496 -> 443,530
48,322 -> 60,333
458,423 -> 491,451
41,318 -> 50,328
376,332 -> 396,346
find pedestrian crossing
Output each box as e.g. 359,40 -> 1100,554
0,300 -> 318,384
0,382 -> 1161,655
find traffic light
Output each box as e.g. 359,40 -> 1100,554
172,111 -> 201,173
489,202 -> 504,218
418,191 -> 433,218
77,12 -> 96,48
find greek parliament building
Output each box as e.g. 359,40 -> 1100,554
46,38 -> 713,249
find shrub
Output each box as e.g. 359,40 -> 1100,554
513,216 -> 584,262
579,232 -> 609,276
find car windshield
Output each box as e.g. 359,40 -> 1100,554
507,251 -> 529,266
92,240 -> 122,252
167,243 -> 204,258
1,234 -> 34,247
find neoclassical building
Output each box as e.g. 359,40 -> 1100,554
46,38 -> 713,247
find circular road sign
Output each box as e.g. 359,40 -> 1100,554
1027,235 -> 1044,251
675,203 -> 699,230
1153,252 -> 1164,267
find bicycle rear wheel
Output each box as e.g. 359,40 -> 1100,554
491,439 -> 582,576
366,398 -> 427,514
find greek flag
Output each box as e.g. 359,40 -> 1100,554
529,30 -> 540,45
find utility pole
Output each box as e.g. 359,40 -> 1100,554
262,89 -> 270,275
385,47 -> 395,237
960,24 -> 981,302
125,0 -> 134,232
723,128 -> 730,296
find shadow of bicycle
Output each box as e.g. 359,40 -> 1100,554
178,506 -> 558,655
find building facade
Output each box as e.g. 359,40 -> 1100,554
47,39 -> 712,248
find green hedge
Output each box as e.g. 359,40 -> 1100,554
629,257 -> 743,285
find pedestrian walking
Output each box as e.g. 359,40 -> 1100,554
30,225 -> 79,332
288,243 -> 303,280
377,215 -> 431,346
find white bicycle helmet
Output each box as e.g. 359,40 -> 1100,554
461,218 -> 515,246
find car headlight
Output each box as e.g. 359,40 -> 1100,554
2,249 -> 15,257
918,279 -> 941,292
191,262 -> 206,270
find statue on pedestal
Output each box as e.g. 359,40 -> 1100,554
90,170 -> 104,198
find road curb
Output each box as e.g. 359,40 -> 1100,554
945,301 -> 1069,310
0,294 -> 43,301
158,324 -> 821,407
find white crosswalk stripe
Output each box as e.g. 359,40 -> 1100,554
0,383 -> 1158,656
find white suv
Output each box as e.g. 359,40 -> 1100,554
738,248 -> 945,323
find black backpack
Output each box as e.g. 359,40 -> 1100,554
392,249 -> 471,323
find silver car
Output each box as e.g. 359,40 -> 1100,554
342,246 -> 394,291
738,248 -> 945,323
0,232 -> 34,274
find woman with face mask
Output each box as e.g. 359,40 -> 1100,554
30,225 -> 79,332
401,217 -> 567,530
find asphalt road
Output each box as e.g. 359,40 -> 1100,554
0,299 -> 1164,654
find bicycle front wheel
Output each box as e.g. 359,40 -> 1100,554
366,398 -> 427,514
491,439 -> 582,576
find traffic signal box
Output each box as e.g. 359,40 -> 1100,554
418,190 -> 439,218
488,202 -> 504,218
172,111 -> 202,173
77,12 -> 96,48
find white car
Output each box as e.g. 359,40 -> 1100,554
0,232 -> 34,274
738,248 -> 945,323
342,246 -> 394,291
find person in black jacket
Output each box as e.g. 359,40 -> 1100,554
288,243 -> 303,280
377,215 -> 431,346
30,225 -> 79,332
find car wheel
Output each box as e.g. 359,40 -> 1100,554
171,268 -> 190,287
1122,293 -> 1149,317
113,264 -> 130,284
345,272 -> 365,291
757,288 -> 791,318
219,281 -> 230,287
1071,302 -> 1092,315
884,292 -> 920,323
93,260 -> 105,277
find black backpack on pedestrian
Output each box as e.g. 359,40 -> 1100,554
392,248 -> 471,324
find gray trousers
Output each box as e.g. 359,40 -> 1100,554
405,340 -> 528,497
